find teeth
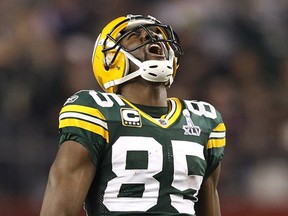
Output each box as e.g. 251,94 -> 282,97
151,44 -> 160,48
149,44 -> 162,55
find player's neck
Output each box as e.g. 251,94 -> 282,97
119,79 -> 168,107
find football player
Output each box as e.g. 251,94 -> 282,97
40,14 -> 226,216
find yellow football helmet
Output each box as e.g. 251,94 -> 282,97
92,14 -> 183,93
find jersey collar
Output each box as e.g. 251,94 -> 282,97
121,97 -> 182,128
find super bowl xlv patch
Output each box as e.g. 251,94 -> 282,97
121,108 -> 142,127
182,109 -> 201,136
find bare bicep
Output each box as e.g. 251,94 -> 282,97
194,164 -> 221,216
40,141 -> 96,216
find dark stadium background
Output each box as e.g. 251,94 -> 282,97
0,0 -> 287,215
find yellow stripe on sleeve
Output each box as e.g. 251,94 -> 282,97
59,118 -> 109,142
207,138 -> 226,149
213,123 -> 226,132
60,105 -> 106,120
208,123 -> 226,149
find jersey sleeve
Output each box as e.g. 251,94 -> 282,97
58,90 -> 109,166
204,111 -> 226,180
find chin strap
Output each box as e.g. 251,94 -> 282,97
103,48 -> 175,89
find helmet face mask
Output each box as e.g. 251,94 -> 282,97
104,23 -> 181,62
92,14 -> 183,93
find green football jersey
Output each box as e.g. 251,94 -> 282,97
59,90 -> 226,216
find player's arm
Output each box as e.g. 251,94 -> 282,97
194,164 -> 221,216
40,140 -> 96,216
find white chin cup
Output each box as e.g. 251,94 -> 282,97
139,59 -> 173,83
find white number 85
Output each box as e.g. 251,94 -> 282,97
103,136 -> 204,214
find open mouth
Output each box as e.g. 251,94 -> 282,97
147,43 -> 165,56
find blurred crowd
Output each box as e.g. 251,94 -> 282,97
0,0 -> 287,215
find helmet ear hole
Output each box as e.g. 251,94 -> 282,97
104,52 -> 115,70
105,51 -> 128,73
